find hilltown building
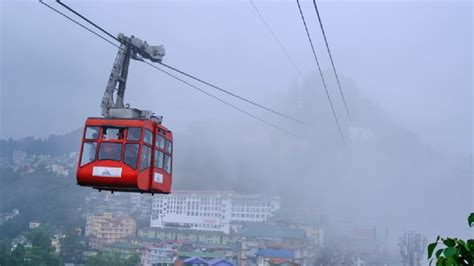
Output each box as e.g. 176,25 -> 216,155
130,193 -> 153,221
141,244 -> 177,266
85,212 -> 137,249
0,209 -> 19,225
150,191 -> 280,234
137,227 -> 233,245
237,223 -> 315,266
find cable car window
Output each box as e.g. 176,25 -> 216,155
98,142 -> 123,161
140,146 -> 152,170
164,154 -> 172,174
127,127 -> 142,141
156,134 -> 165,149
124,144 -> 139,169
102,127 -> 125,140
85,127 -> 100,140
165,140 -> 172,153
154,150 -> 164,168
144,129 -> 153,145
80,142 -> 97,166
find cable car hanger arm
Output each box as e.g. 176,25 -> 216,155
100,33 -> 165,119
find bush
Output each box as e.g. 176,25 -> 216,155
427,213 -> 474,265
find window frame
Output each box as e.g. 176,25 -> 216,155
155,134 -> 165,149
98,142 -> 124,162
127,127 -> 142,141
164,139 -> 172,153
154,130 -> 173,173
80,141 -> 97,166
101,127 -> 126,141
164,154 -> 172,174
123,143 -> 140,170
154,149 -> 164,168
144,129 -> 153,145
140,144 -> 152,171
84,126 -> 100,140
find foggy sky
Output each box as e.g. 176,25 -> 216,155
1,0 -> 471,154
1,0 -> 473,247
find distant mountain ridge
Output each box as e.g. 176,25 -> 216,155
0,128 -> 83,158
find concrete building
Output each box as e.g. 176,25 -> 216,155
151,191 -> 280,234
237,224 -> 315,266
86,212 -> 137,249
141,244 -> 177,266
102,242 -> 143,260
130,193 -> 153,221
29,221 -> 41,229
183,257 -> 235,266
138,227 -> 233,245
51,233 -> 66,253
0,209 -> 20,225
269,212 -> 326,249
85,193 -> 131,217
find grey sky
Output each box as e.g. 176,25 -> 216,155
1,0 -> 471,154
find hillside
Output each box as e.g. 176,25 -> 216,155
0,128 -> 82,158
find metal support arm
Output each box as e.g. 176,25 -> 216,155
100,33 -> 165,118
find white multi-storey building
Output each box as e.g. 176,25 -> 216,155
150,191 -> 280,234
130,193 -> 153,220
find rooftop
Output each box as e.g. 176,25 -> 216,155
239,224 -> 305,239
255,248 -> 295,259
104,242 -> 143,250
179,251 -> 225,259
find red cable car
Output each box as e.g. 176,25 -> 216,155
76,33 -> 172,194
77,118 -> 172,194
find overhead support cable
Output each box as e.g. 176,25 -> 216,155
312,0 -> 351,120
143,62 -> 298,137
56,0 -> 120,42
39,0 -> 299,136
249,0 -> 304,79
50,0 -> 304,125
295,0 -> 346,147
158,62 -> 304,124
39,0 -> 119,48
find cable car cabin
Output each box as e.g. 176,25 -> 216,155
76,117 -> 172,194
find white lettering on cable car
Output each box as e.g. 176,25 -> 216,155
154,173 -> 163,183
92,166 -> 122,177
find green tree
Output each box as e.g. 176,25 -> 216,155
428,213 -> 474,265
86,251 -> 140,266
126,253 -> 140,266
8,244 -> 26,265
0,216 -> 28,241
59,230 -> 86,264
0,241 -> 10,265
21,227 -> 60,266
27,228 -> 52,252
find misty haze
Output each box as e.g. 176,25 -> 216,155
0,1 -> 472,266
